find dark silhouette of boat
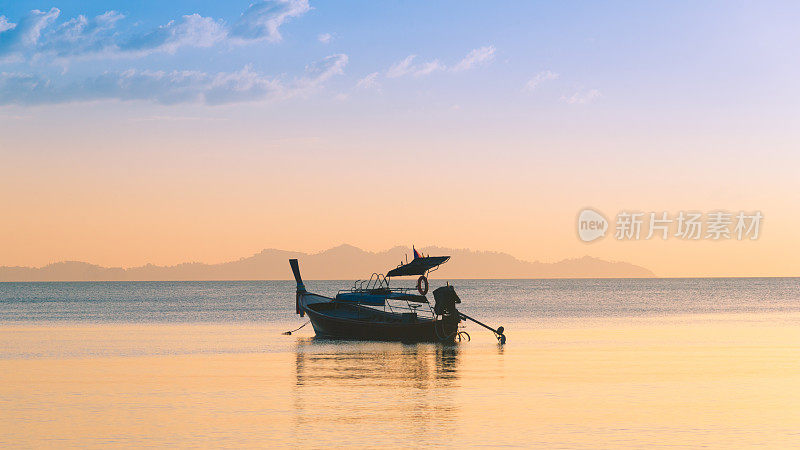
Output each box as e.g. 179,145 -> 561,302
288,251 -> 505,343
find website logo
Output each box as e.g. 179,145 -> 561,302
577,208 -> 609,242
576,208 -> 763,242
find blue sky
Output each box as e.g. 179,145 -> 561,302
2,0 -> 798,109
0,0 -> 796,134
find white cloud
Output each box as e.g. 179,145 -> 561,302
385,46 -> 496,79
451,45 -> 495,72
0,8 -> 60,58
40,11 -> 125,57
0,54 -> 348,106
386,55 -> 415,78
416,60 -> 445,76
386,55 -> 445,78
0,16 -> 16,33
204,65 -> 283,105
318,33 -> 332,44
0,1 -> 311,61
524,70 -> 559,91
0,69 -> 237,105
229,0 -> 310,43
0,2 -> 339,107
292,53 -> 348,96
561,88 -> 601,104
356,72 -> 380,90
119,14 -> 226,55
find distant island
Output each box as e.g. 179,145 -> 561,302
0,244 -> 655,281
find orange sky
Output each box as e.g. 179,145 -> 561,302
1,101 -> 797,277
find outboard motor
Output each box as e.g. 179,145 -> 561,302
433,285 -> 461,316
434,284 -> 506,344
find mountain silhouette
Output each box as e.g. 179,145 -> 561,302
0,244 -> 655,281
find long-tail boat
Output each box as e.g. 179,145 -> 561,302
288,251 -> 505,343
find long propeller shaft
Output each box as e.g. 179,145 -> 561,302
459,312 -> 506,344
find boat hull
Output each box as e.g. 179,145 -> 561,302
303,299 -> 458,343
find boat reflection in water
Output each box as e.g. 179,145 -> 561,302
292,338 -> 461,447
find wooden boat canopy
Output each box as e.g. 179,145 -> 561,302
386,256 -> 450,277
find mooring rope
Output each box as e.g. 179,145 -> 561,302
282,320 -> 309,335
434,317 -> 458,342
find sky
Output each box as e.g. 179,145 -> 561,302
1,0 -> 799,277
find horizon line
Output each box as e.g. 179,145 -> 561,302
4,276 -> 800,283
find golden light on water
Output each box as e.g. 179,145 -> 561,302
2,315 -> 799,447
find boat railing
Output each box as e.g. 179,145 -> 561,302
337,272 -> 435,318
347,272 -> 390,292
335,288 -> 436,318
350,279 -> 369,291
368,273 -> 389,289
383,298 -> 435,318
337,286 -> 418,295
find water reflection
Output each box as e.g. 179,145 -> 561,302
292,338 -> 462,446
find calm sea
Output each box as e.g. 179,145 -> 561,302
1,278 -> 799,322
2,279 -> 800,447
